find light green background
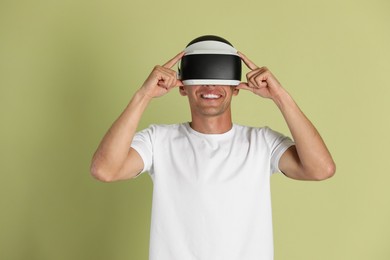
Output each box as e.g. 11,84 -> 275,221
1,0 -> 389,259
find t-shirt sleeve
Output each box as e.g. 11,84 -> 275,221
264,127 -> 295,174
130,126 -> 154,176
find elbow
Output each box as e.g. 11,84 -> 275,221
90,161 -> 117,183
312,161 -> 336,181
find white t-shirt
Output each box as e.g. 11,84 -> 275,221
131,123 -> 294,260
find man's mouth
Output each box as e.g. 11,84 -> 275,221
201,93 -> 222,99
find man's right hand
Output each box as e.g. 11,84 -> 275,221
90,51 -> 185,182
140,52 -> 184,98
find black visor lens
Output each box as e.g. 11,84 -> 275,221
180,54 -> 241,81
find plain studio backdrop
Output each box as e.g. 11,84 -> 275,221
1,0 -> 389,259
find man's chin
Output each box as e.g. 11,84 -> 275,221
195,106 -> 231,117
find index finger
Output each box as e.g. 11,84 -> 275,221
238,51 -> 259,71
163,51 -> 185,68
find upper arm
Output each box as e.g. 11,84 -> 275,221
278,145 -> 307,180
279,144 -> 336,181
117,148 -> 145,180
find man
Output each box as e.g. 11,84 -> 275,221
91,35 -> 335,260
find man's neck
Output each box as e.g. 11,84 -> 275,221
189,114 -> 233,134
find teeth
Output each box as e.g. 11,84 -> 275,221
202,94 -> 220,99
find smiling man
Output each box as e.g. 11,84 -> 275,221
90,35 -> 336,260
179,84 -> 238,133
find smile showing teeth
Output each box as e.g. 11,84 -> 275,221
201,94 -> 220,99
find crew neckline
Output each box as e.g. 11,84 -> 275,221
183,122 -> 236,139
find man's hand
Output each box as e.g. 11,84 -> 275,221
236,51 -> 283,101
236,51 -> 335,181
90,52 -> 185,182
140,52 -> 184,99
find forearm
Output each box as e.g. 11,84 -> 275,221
90,52 -> 184,181
236,52 -> 335,180
90,90 -> 152,180
273,88 -> 336,180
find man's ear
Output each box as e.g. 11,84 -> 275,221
233,86 -> 240,96
179,86 -> 187,96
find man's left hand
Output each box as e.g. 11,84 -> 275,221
236,51 -> 284,101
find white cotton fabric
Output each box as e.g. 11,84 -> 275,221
131,123 -> 294,260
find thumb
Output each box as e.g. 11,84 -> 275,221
176,79 -> 184,87
235,82 -> 251,91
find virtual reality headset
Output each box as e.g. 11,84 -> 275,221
178,35 -> 242,86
